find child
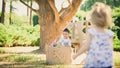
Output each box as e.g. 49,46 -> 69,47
57,28 -> 71,47
73,2 -> 114,68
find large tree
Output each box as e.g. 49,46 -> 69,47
20,0 -> 82,53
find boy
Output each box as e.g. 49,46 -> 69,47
57,28 -> 71,47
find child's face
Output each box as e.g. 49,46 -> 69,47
63,32 -> 69,39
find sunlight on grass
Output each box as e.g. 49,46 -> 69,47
2,55 -> 35,62
0,48 -> 120,67
1,54 -> 45,63
114,52 -> 120,66
114,58 -> 120,66
0,49 -> 6,54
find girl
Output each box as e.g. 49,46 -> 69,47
73,2 -> 114,68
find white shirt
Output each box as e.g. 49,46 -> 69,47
57,37 -> 71,46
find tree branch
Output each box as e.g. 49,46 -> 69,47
67,0 -> 72,8
34,0 -> 40,5
59,7 -> 67,16
19,0 -> 38,13
48,0 -> 60,23
60,0 -> 83,22
59,0 -> 72,17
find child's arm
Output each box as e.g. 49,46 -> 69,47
73,32 -> 92,59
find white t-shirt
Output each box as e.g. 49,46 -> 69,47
57,37 -> 71,46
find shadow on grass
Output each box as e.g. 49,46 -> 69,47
0,61 -> 84,68
30,48 -> 45,54
0,61 -> 47,68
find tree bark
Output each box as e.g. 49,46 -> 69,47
27,1 -> 29,16
38,0 -> 60,52
9,0 -> 12,24
1,0 -> 6,24
29,1 -> 32,25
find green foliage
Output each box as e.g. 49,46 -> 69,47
111,26 -> 120,32
75,11 -> 86,19
81,0 -> 120,11
0,23 -> 40,47
112,7 -> 120,40
113,33 -> 120,52
0,12 -> 1,16
0,12 -> 40,47
0,24 -> 8,46
33,15 -> 39,26
117,30 -> 120,40
35,38 -> 40,47
112,7 -> 120,18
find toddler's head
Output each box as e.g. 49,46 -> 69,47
91,2 -> 112,28
63,28 -> 70,39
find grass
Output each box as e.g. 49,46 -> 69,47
114,52 -> 120,66
0,48 -> 120,68
114,58 -> 120,66
0,49 -> 6,54
2,55 -> 35,62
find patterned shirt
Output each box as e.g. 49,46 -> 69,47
84,28 -> 114,68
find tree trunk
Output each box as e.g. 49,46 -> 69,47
27,1 -> 29,16
29,1 -> 32,25
9,0 -> 12,24
38,0 -> 61,53
39,22 -> 60,53
1,0 -> 6,24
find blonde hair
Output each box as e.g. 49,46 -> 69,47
91,2 -> 112,28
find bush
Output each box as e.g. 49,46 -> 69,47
114,16 -> 120,27
117,30 -> 120,40
0,23 -> 40,47
0,24 -> 8,46
112,7 -> 120,18
112,7 -> 120,41
75,11 -> 86,19
113,34 -> 120,52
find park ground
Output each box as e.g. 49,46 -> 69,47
0,47 -> 120,68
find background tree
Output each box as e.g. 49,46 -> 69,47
9,0 -> 19,24
25,0 -> 33,25
1,0 -> 6,24
9,0 -> 13,24
27,0 -> 29,16
29,0 -> 32,25
20,0 -> 83,53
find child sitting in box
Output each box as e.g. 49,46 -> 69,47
57,28 -> 71,47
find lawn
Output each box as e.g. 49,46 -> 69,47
0,47 -> 120,68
